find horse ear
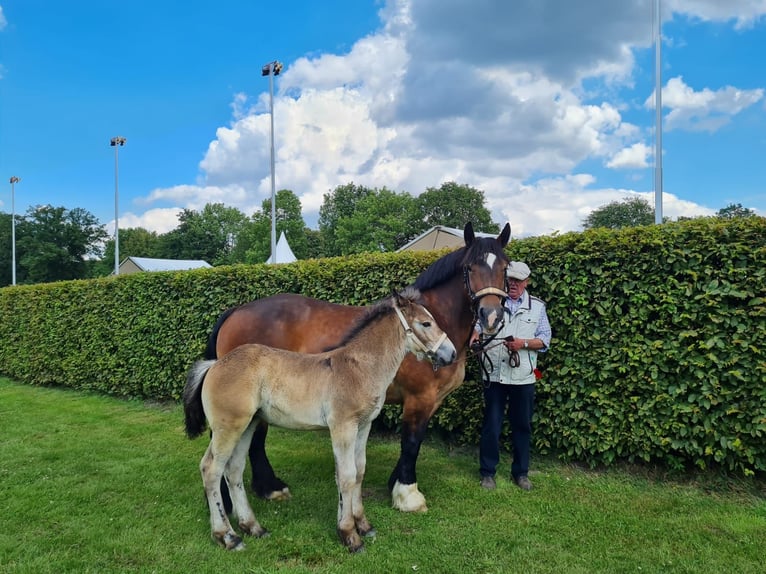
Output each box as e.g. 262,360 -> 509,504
464,222 -> 475,245
498,222 -> 511,247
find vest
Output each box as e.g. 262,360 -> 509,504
483,292 -> 545,385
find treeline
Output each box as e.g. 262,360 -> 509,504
0,182 -> 497,286
0,180 -> 756,287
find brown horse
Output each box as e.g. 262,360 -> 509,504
183,288 -> 457,552
206,222 -> 511,512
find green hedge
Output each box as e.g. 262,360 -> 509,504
1,218 -> 764,475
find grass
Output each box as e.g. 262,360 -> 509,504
0,377 -> 764,574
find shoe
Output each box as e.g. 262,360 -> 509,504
514,475 -> 533,491
480,476 -> 496,490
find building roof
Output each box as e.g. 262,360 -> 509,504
396,225 -> 497,252
119,257 -> 212,273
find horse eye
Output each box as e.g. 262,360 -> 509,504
422,321 -> 431,328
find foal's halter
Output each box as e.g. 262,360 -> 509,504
393,303 -> 449,370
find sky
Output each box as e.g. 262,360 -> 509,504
1,0 -> 765,239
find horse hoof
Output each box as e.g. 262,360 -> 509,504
266,487 -> 292,501
362,528 -> 377,538
391,481 -> 428,513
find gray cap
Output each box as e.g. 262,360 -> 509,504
506,261 -> 531,280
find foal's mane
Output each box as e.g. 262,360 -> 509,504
412,236 -> 508,292
332,286 -> 421,350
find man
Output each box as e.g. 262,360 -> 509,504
470,261 -> 551,491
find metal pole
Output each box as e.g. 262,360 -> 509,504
654,0 -> 663,224
9,176 -> 19,286
114,144 -> 120,274
110,136 -> 126,274
268,64 -> 277,264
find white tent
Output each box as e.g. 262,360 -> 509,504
267,231 -> 297,264
396,225 -> 497,252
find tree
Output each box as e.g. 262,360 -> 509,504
582,196 -> 657,230
92,227 -> 163,277
233,189 -> 309,264
0,213 -> 16,286
334,189 -> 420,254
716,203 -> 756,219
418,181 -> 500,233
15,205 -> 108,284
158,203 -> 248,265
318,183 -> 376,257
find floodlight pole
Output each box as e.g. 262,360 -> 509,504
262,60 -> 282,264
110,136 -> 126,275
9,176 -> 20,285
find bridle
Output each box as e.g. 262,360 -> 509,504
462,264 -> 509,308
393,302 -> 449,371
462,260 -> 517,382
462,261 -> 509,350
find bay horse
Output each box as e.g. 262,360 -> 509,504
207,222 -> 511,512
183,287 -> 457,552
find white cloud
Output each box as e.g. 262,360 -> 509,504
608,143 -> 652,169
135,0 -> 762,237
666,0 -> 766,29
108,207 -> 186,236
647,76 -> 764,132
0,6 -> 7,31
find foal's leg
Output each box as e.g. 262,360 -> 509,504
351,422 -> 375,538
200,440 -> 243,551
225,422 -> 268,540
330,423 -> 364,553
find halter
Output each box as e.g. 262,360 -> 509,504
393,302 -> 449,370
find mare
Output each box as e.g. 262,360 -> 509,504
183,287 -> 457,552
206,222 -> 511,512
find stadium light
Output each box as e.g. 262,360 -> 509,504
9,176 -> 20,285
262,61 -> 282,263
110,136 -> 127,275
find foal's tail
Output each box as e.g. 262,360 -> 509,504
182,359 -> 217,438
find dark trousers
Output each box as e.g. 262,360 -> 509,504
479,381 -> 535,480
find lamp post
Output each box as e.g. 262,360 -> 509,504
110,136 -> 126,274
262,60 -> 282,263
9,176 -> 20,285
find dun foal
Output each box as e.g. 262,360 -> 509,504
183,287 -> 456,552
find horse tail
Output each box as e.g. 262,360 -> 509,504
183,359 -> 216,438
203,306 -> 238,360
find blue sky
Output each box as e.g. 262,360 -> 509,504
1,0 -> 764,238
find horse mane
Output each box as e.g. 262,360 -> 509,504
330,286 -> 421,351
413,236 -> 508,292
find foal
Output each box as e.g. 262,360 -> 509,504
183,287 -> 456,552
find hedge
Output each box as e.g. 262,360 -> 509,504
1,217 -> 764,476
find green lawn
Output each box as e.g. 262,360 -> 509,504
0,377 -> 764,574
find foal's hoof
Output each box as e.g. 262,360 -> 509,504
338,530 -> 364,553
240,522 -> 270,539
216,532 -> 245,551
